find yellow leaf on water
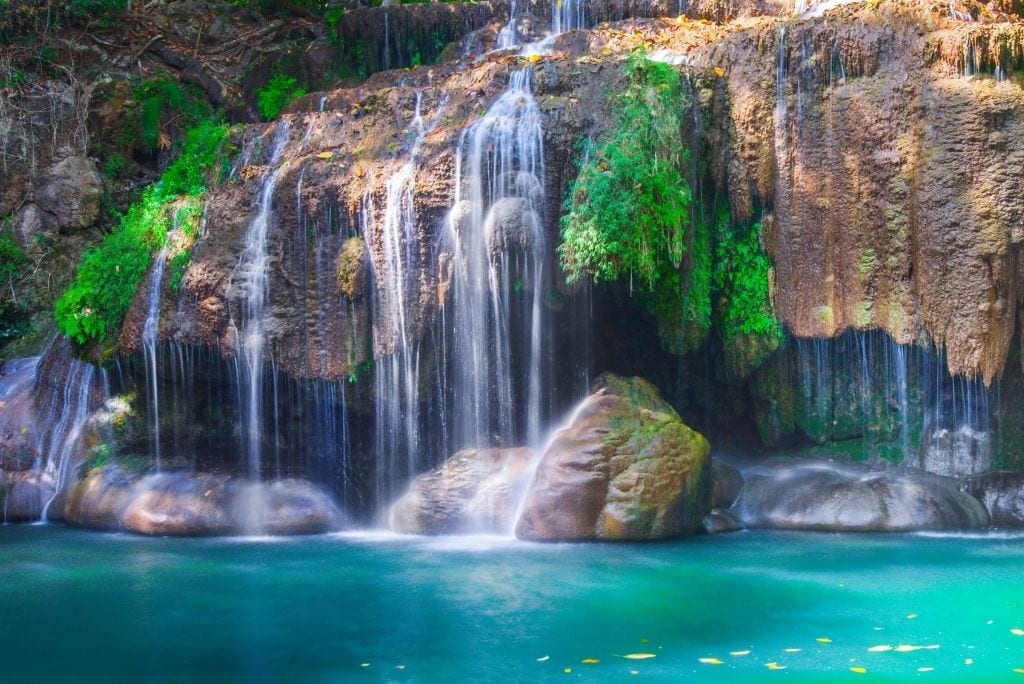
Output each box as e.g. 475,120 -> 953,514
816,638 -> 832,643
868,645 -> 893,652
1015,669 -> 1024,675
730,650 -> 751,656
360,663 -> 370,668
918,667 -> 934,672
630,670 -> 639,675
564,668 -> 572,674
850,667 -> 867,674
624,654 -> 656,660
907,614 -> 918,620
784,648 -> 802,653
639,638 -> 649,644
537,656 -> 550,662
923,645 -> 940,650
1012,628 -> 1024,636
581,658 -> 600,665
965,659 -> 974,665
698,658 -> 724,665
896,645 -> 923,653
766,662 -> 786,670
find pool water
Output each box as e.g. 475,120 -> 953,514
2,526 -> 1024,681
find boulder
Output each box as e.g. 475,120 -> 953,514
966,471 -> 1024,527
516,374 -> 711,541
121,472 -> 236,536
710,459 -> 744,509
64,466 -> 139,531
389,447 -> 536,534
735,459 -> 988,532
703,508 -> 744,534
1,470 -> 52,522
484,196 -> 541,259
232,479 -> 343,535
33,156 -> 103,231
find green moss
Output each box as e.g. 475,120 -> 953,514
559,55 -> 710,354
55,121 -> 232,346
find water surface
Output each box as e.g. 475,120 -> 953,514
2,526 -> 1024,681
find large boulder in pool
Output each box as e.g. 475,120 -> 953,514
516,374 -> 711,541
966,471 -> 1024,527
232,479 -> 344,535
389,447 -> 536,534
121,472 -> 237,536
64,466 -> 140,531
734,459 -> 989,531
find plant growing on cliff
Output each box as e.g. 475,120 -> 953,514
257,74 -> 306,121
711,209 -> 782,377
55,120 -> 231,346
559,54 -> 710,352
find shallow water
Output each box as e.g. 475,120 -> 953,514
2,526 -> 1024,682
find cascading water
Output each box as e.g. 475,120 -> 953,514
141,239 -> 170,470
35,338 -> 99,520
365,93 -> 435,502
441,67 -> 548,454
229,121 -> 292,479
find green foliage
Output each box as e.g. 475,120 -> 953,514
560,54 -> 709,353
66,0 -> 127,20
131,76 -> 210,152
560,55 -> 691,288
0,222 -> 29,341
711,209 -> 782,377
55,121 -> 231,346
257,74 -> 306,121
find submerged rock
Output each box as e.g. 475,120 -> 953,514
734,459 -> 988,532
389,447 -> 536,535
966,471 -> 1024,527
516,374 -> 711,541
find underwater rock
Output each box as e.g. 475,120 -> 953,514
64,466 -> 140,531
734,459 -> 989,532
389,447 -> 536,535
516,374 -> 710,541
703,507 -> 744,534
966,471 -> 1024,527
710,459 -> 743,509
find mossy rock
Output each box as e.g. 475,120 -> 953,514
336,236 -> 367,299
516,373 -> 711,541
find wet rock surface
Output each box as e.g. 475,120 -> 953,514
967,471 -> 1024,527
389,447 -> 536,534
64,467 -> 343,536
703,507 -> 744,534
735,459 -> 989,531
516,374 -> 711,541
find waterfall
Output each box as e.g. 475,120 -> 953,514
442,68 -> 548,453
366,94 -> 432,502
229,121 -> 292,479
141,241 -> 170,470
553,0 -> 586,36
35,338 -> 99,520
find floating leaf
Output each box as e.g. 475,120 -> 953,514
1015,668 -> 1024,674
581,658 -> 600,665
784,648 -> 802,653
730,650 -> 751,657
868,645 -> 893,652
766,662 -> 786,670
624,654 -> 656,660
918,667 -> 934,672
537,656 -> 550,662
1011,628 -> 1024,636
850,666 -> 867,674
563,667 -> 572,674
816,638 -> 832,644
966,659 -> 974,665
895,645 -> 922,653
698,658 -> 724,665
907,614 -> 918,620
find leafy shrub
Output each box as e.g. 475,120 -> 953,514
257,74 -> 306,120
131,76 -> 210,152
559,54 -> 710,352
56,121 -> 231,345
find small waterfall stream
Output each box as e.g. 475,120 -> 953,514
141,241 -> 170,470
230,122 -> 292,479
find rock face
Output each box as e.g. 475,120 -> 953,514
389,447 -> 536,534
967,471 -> 1024,527
64,467 -> 343,536
516,374 -> 711,541
1,471 -> 52,523
735,459 -> 989,532
33,156 -> 103,231
710,458 -> 743,509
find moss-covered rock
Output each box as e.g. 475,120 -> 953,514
337,236 -> 367,299
516,373 -> 711,541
